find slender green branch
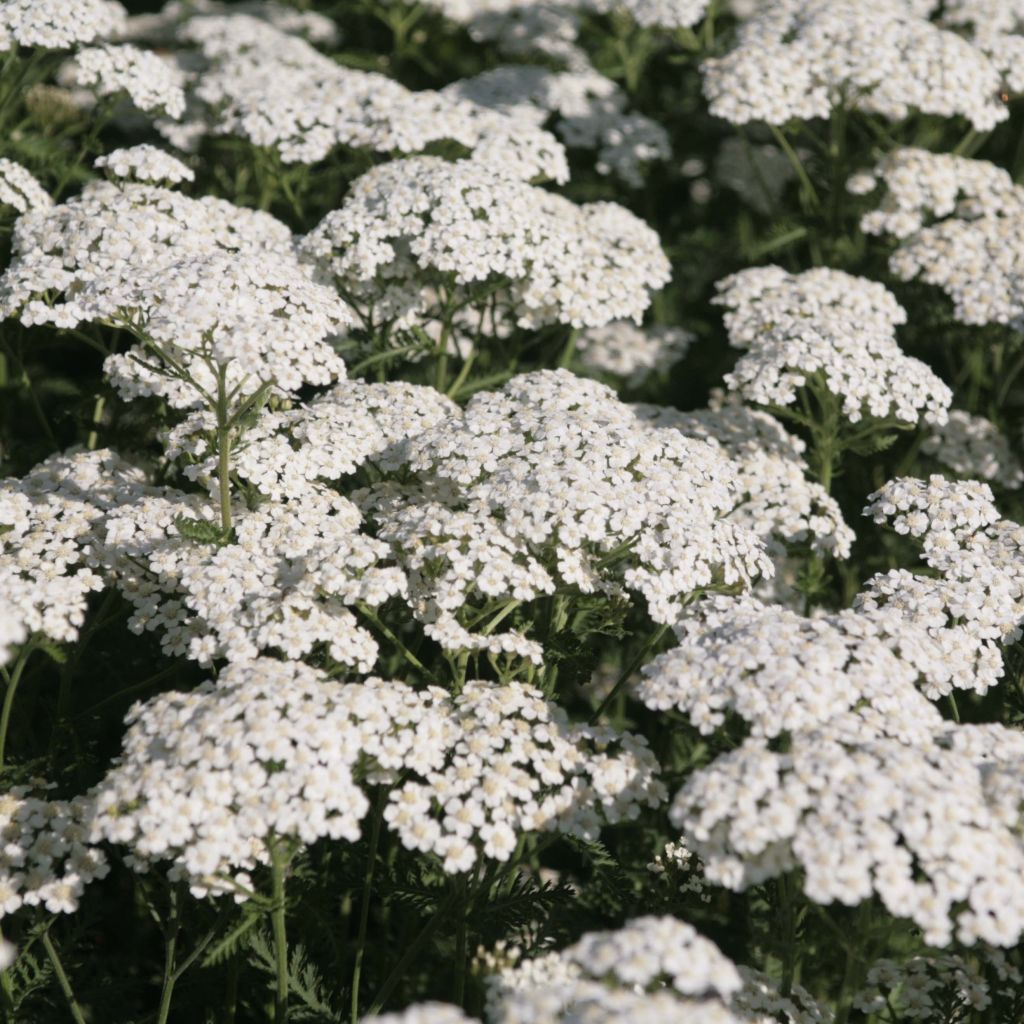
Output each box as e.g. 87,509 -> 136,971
366,892 -> 455,1016
156,887 -> 182,1024
589,624 -> 669,724
41,928 -> 87,1024
351,790 -> 386,1024
269,839 -> 290,1024
769,125 -> 820,211
215,363 -> 233,535
0,639 -> 35,768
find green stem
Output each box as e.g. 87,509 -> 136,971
156,888 -> 182,1024
351,791 -> 385,1024
777,874 -> 797,996
366,893 -> 455,1016
557,328 -> 579,370
589,623 -> 669,724
41,929 -> 87,1024
947,692 -> 961,724
86,394 -> 105,451
269,839 -> 290,1024
355,605 -> 426,674
769,124 -> 820,211
215,363 -> 233,535
0,640 -> 34,768
453,876 -> 467,1007
445,348 -> 478,399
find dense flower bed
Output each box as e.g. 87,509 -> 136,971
2,1 -> 1024,1022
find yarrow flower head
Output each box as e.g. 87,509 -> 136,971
442,65 -> 670,187
0,448 -> 149,665
94,144 -> 194,184
715,265 -> 952,425
164,380 -> 457,503
62,43 -> 187,119
673,714 -> 1024,946
0,783 -> 108,919
855,149 -> 1024,329
170,13 -> 567,181
95,484 -> 405,670
923,410 -> 1024,489
0,0 -> 126,53
637,594 -> 973,737
0,178 -> 350,409
90,659 -> 453,896
853,950 -> 1018,1020
300,157 -> 670,334
0,158 -> 51,214
577,321 -> 693,386
860,475 -> 1024,650
485,915 -> 756,1024
634,395 -> 854,558
360,370 -> 771,661
385,679 -> 665,872
702,0 -> 1008,130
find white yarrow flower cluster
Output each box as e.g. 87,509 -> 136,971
860,475 -> 1024,649
94,145 -> 194,184
851,147 -> 1024,239
165,380 -> 457,503
361,370 -> 771,660
62,43 -> 187,119
0,179 -> 350,409
856,149 -> 1024,329
486,915 -> 751,1024
301,157 -> 670,333
638,594 -> 975,737
96,486 -> 405,671
386,680 -> 665,872
176,14 -> 567,182
673,718 -> 1024,946
577,321 -> 693,386
0,0 -> 126,53
715,266 -> 952,425
443,65 -> 670,187
0,785 -> 109,919
635,396 -> 854,558
91,660 -> 453,896
0,449 -> 149,665
923,410 -> 1024,489
702,0 -> 1008,130
853,952 -> 1015,1019
0,158 -> 51,214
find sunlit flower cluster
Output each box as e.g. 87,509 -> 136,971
302,157 -> 670,333
703,0 -> 1008,130
715,266 -> 952,425
0,178 -> 350,408
386,680 -> 665,872
0,448 -> 148,665
0,158 -> 51,214
673,715 -> 1024,945
91,659 -> 452,895
0,0 -> 126,53
857,148 -> 1024,328
360,370 -> 770,659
